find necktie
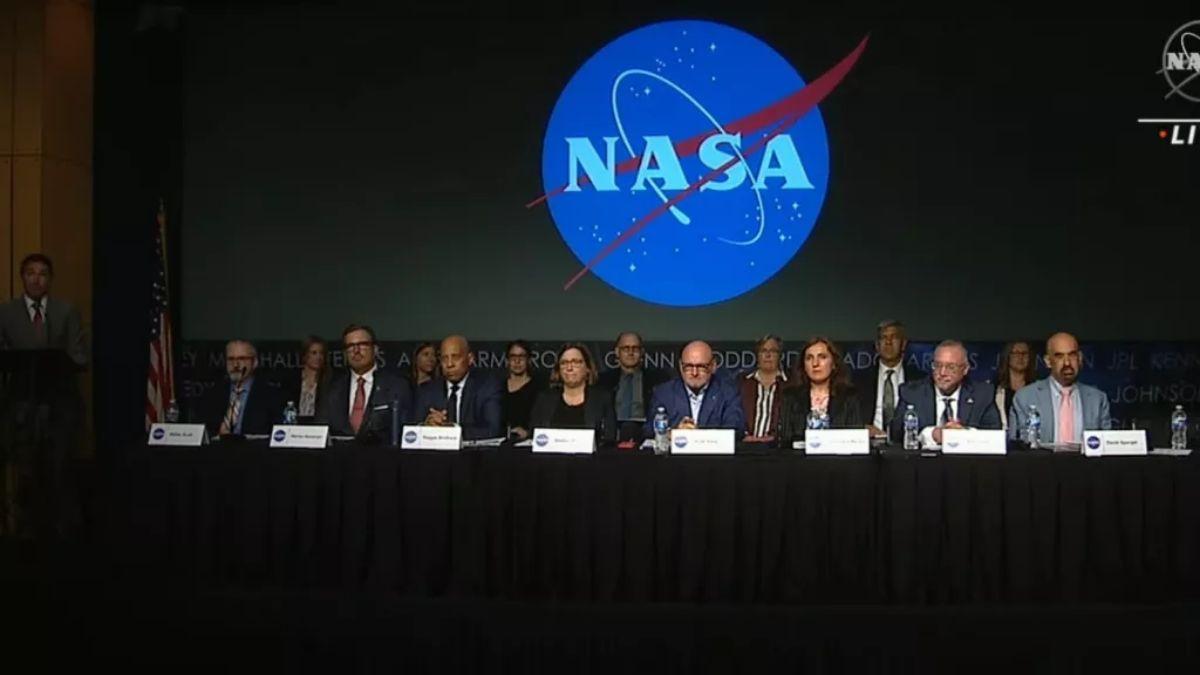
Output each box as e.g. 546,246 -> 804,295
447,382 -> 461,424
31,301 -> 45,339
882,369 -> 896,426
350,376 -> 366,433
1058,386 -> 1075,443
220,384 -> 244,435
941,397 -> 955,425
619,373 -> 634,420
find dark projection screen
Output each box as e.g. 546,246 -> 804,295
179,4 -> 1197,341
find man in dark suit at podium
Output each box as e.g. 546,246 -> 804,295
413,335 -> 503,440
317,324 -> 411,442
0,253 -> 87,537
196,339 -> 283,437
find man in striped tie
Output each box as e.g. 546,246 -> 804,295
198,339 -> 282,437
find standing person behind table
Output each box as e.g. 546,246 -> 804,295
596,331 -> 668,442
852,319 -> 923,439
409,341 -> 440,392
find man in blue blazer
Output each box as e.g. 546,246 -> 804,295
317,325 -> 411,442
890,339 -> 1001,447
1008,332 -> 1111,444
413,335 -> 503,440
644,340 -> 746,436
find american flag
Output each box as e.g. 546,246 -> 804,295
146,200 -> 176,427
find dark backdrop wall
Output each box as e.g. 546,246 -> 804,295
175,3 -> 1196,341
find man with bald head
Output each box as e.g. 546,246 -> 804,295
890,339 -> 1001,447
644,340 -> 745,436
1009,332 -> 1111,445
412,334 -> 503,439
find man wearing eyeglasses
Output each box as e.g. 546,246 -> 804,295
597,331 -> 667,441
317,324 -> 411,441
198,339 -> 283,437
644,340 -> 746,436
1008,332 -> 1110,445
412,334 -> 503,440
889,339 -> 1001,447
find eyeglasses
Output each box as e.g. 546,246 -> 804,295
344,341 -> 374,351
682,363 -> 711,373
559,358 -> 586,367
931,362 -> 965,374
227,356 -> 254,363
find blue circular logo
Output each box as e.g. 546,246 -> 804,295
809,439 -> 821,449
403,430 -> 418,444
673,436 -> 688,448
1086,436 -> 1102,450
946,441 -> 959,449
273,429 -> 287,442
151,428 -> 165,440
541,20 -> 832,306
535,433 -> 550,447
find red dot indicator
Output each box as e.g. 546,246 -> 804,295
1159,129 -> 1168,139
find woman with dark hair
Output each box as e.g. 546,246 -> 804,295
410,342 -> 439,389
994,340 -> 1036,430
529,342 -> 616,443
778,337 -> 864,442
502,339 -> 541,440
290,335 -> 330,423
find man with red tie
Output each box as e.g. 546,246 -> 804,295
317,324 -> 411,441
0,253 -> 87,363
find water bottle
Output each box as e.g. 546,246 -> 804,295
806,408 -> 827,430
283,400 -> 298,425
1025,404 -> 1041,449
165,399 -> 180,423
903,404 -> 920,450
1171,405 -> 1188,450
653,406 -> 670,456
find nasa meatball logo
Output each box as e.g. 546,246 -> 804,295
403,430 -> 418,445
273,429 -> 287,443
673,436 -> 688,449
533,20 -> 866,305
151,427 -> 166,441
535,433 -> 550,447
1086,435 -> 1102,450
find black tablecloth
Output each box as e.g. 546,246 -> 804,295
108,442 -> 1200,604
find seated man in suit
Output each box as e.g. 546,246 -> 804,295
1008,332 -> 1111,444
317,324 -> 411,441
197,339 -> 283,437
890,339 -> 1001,447
644,340 -> 745,435
596,331 -> 667,442
413,334 -> 503,440
852,319 -> 923,438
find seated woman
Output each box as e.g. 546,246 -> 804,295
778,337 -> 865,443
409,341 -> 439,392
502,339 -> 541,440
289,335 -> 330,423
993,340 -> 1036,430
529,342 -> 617,444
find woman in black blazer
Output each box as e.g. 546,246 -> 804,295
529,342 -> 617,444
778,337 -> 865,443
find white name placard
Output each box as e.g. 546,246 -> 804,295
941,428 -> 1007,455
400,425 -> 462,451
1083,430 -> 1148,457
148,423 -> 208,447
530,428 -> 595,454
670,428 -> 736,455
804,428 -> 870,455
270,425 -> 329,449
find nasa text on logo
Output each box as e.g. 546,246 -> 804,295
152,428 -> 165,440
1139,20 -> 1200,146
535,21 -> 866,305
403,430 -> 418,445
273,429 -> 287,442
1086,435 -> 1102,450
535,433 -> 550,447
673,436 -> 688,449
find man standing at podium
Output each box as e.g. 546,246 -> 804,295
0,253 -> 87,538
